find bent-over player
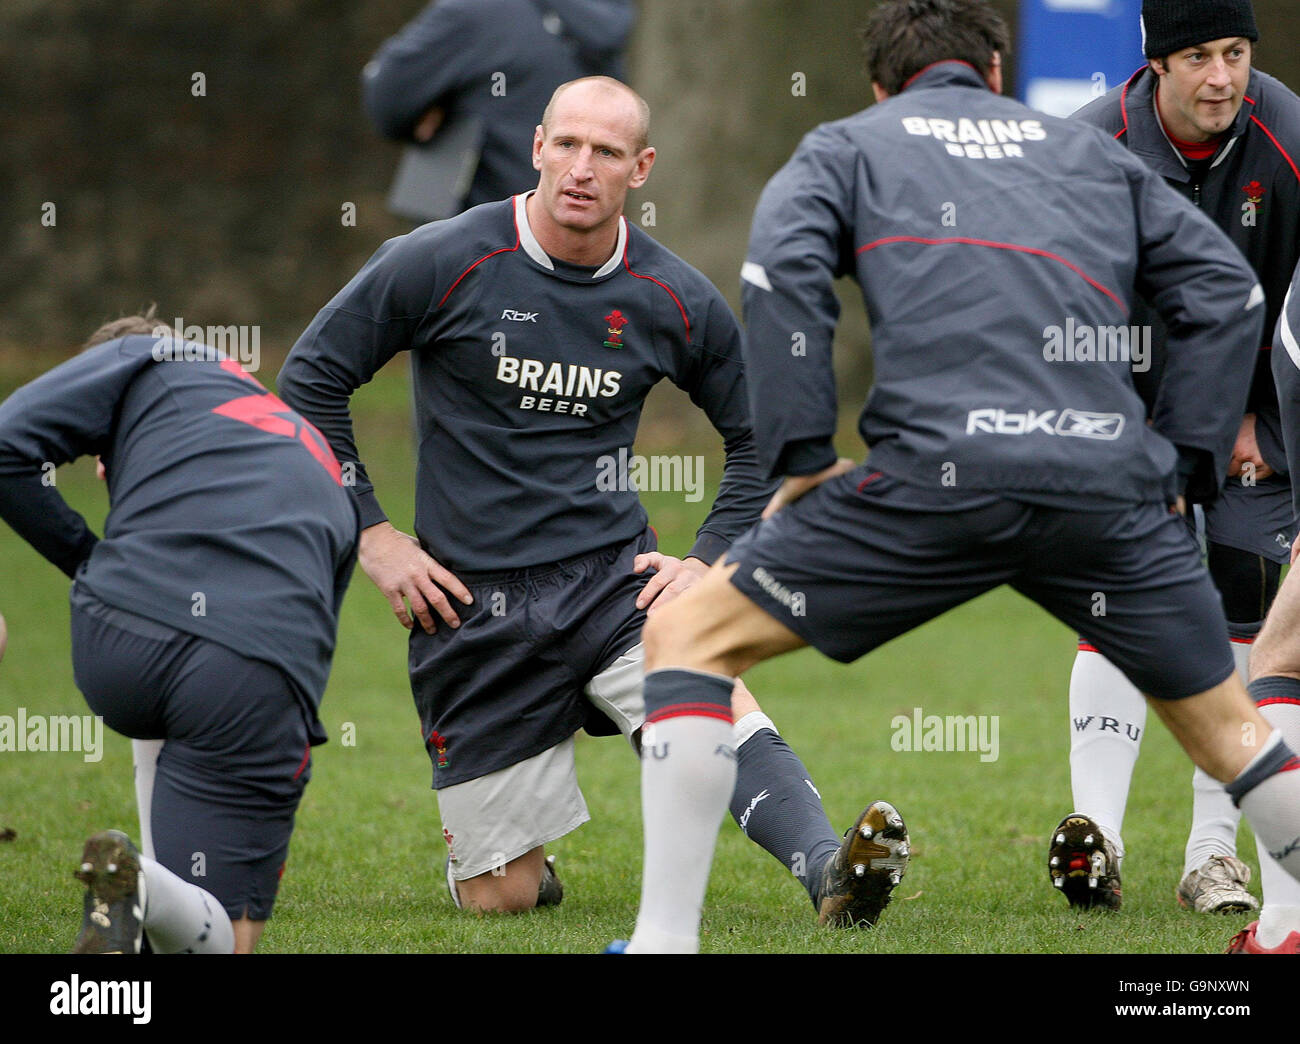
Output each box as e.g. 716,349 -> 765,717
0,315 -> 359,953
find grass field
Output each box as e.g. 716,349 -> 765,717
0,352 -> 1264,956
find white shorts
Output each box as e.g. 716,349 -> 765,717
439,643 -> 645,879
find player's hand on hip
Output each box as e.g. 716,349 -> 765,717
358,521 -> 472,633
762,458 -> 857,519
1227,413 -> 1274,481
633,553 -> 709,614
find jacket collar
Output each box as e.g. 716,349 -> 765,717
900,61 -> 990,94
1117,66 -> 1256,182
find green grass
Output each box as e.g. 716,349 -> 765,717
0,357 -> 1261,954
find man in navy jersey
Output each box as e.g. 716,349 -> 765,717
1057,0 -> 1300,926
0,314 -> 359,953
280,76 -> 908,924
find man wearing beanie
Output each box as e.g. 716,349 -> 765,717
1060,0 -> 1300,954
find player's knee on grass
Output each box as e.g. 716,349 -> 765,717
454,848 -> 546,913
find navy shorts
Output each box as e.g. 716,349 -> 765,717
409,529 -> 656,789
69,584 -> 312,921
726,468 -> 1235,700
1202,472 -> 1294,565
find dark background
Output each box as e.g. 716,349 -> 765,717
2,0 -> 1298,352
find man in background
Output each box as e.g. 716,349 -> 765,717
363,0 -> 636,218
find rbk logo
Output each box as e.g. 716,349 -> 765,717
738,789 -> 770,832
966,407 -> 1124,440
501,309 -> 538,322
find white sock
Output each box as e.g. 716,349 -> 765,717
1254,699 -> 1300,947
628,670 -> 737,954
1068,649 -> 1145,864
1232,732 -> 1300,915
1182,642 -> 1249,873
140,855 -> 234,954
1257,905 -> 1300,949
1184,766 -> 1241,872
132,739 -> 164,861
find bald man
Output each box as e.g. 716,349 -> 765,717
279,78 -> 906,925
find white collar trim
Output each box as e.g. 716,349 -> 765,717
514,192 -> 626,278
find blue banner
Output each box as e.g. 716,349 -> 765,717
1018,0 -> 1146,117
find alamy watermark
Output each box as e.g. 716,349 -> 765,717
596,448 -> 704,502
0,708 -> 103,762
890,706 -> 999,762
1043,320 -> 1150,373
151,318 -> 261,371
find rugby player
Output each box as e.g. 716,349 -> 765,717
279,77 -> 905,924
0,313 -> 359,953
613,0 -> 1300,954
1230,263 -> 1300,953
1058,0 -> 1300,920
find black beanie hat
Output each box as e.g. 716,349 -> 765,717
1141,0 -> 1258,59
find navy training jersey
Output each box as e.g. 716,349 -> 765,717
0,336 -> 360,723
280,193 -> 775,572
741,63 -> 1263,505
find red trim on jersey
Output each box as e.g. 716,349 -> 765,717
292,743 -> 311,780
857,470 -> 884,492
901,60 -> 980,92
1077,642 -> 1099,653
1281,754 -> 1300,774
1258,696 -> 1300,708
1230,636 -> 1255,645
1115,67 -> 1147,141
646,702 -> 732,725
623,236 -> 691,341
436,202 -> 523,309
856,237 -> 1126,312
1249,115 -> 1300,185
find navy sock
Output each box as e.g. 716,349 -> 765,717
730,726 -> 840,907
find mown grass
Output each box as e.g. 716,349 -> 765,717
0,355 -> 1263,955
